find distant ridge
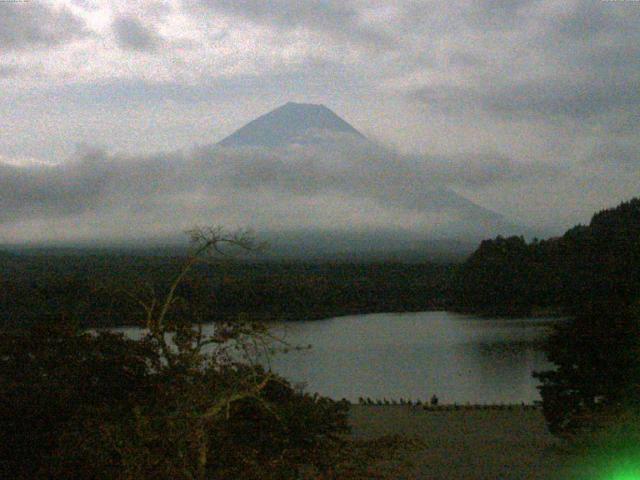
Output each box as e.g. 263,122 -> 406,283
219,102 -> 365,148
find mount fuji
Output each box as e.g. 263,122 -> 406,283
216,102 -> 529,259
219,102 -> 365,148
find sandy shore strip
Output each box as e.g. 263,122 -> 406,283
348,405 -> 596,480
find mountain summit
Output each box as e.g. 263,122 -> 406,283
215,101 -> 531,250
218,102 -> 365,148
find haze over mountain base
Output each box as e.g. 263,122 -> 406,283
1,102 -> 534,258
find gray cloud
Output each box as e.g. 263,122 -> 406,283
0,3 -> 88,51
0,142 -> 535,242
419,153 -> 563,189
408,1 -> 640,120
412,77 -> 640,119
0,64 -> 19,78
112,15 -> 162,52
466,0 -> 536,31
20,59 -> 361,108
2,0 -> 639,241
590,142 -> 639,170
189,0 -> 396,49
553,1 -> 619,41
0,62 -> 39,79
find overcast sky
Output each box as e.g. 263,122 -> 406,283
1,0 -> 638,244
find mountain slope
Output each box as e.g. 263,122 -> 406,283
215,101 -> 530,255
219,102 -> 365,148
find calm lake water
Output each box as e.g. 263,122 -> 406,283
118,311 -> 560,404
268,311 -> 558,404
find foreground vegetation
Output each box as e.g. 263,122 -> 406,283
0,229 -> 416,479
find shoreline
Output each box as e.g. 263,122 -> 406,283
353,401 -> 541,411
89,306 -> 565,329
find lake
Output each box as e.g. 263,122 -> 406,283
267,311 -> 558,404
118,311 -> 559,404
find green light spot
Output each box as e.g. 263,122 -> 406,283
609,469 -> 640,479
606,459 -> 640,480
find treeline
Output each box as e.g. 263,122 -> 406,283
451,198 -> 640,315
0,257 -> 453,328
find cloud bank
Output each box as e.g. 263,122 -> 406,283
0,140 -> 548,244
0,3 -> 88,51
0,0 -> 638,239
